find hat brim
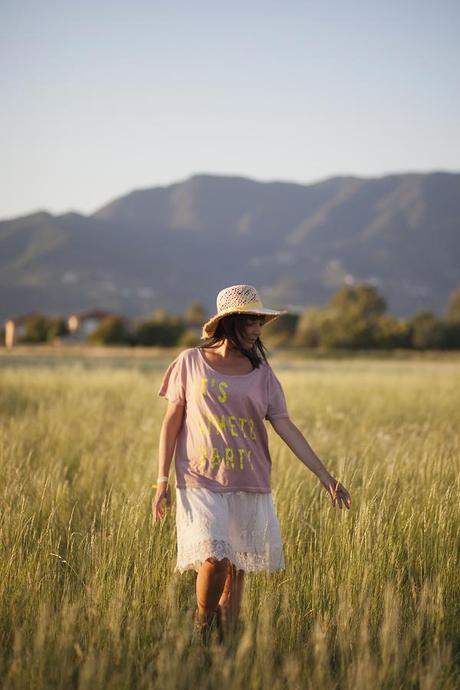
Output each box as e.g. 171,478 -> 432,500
201,307 -> 288,339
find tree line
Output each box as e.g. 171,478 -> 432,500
4,284 -> 460,350
271,284 -> 460,350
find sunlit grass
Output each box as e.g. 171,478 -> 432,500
0,358 -> 459,689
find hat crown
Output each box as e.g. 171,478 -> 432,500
201,284 -> 286,339
216,285 -> 262,313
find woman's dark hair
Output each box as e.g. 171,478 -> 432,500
199,313 -> 269,368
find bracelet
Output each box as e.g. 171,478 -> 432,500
157,476 -> 169,483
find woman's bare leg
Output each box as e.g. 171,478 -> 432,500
195,557 -> 230,625
216,562 -> 245,636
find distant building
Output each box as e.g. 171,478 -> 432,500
3,309 -> 133,348
67,309 -> 131,340
4,312 -> 43,348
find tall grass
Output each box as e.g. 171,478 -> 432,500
0,358 -> 459,689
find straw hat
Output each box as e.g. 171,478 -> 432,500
201,284 -> 287,339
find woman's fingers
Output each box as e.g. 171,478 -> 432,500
335,486 -> 342,509
337,486 -> 351,509
329,481 -> 338,506
152,488 -> 171,522
340,485 -> 351,509
330,488 -> 337,507
327,480 -> 351,510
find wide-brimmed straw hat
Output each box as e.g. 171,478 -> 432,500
201,284 -> 287,339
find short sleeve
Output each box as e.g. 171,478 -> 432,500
158,353 -> 186,404
265,366 -> 289,421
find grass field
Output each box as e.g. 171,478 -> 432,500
0,353 -> 459,689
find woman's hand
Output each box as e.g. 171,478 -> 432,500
152,483 -> 172,522
321,475 -> 351,510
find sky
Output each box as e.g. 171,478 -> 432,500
1,0 -> 459,219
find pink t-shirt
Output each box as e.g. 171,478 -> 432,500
158,347 -> 289,493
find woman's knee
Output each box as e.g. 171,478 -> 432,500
204,556 -> 230,572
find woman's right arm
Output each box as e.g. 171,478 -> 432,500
158,399 -> 185,479
152,400 -> 185,522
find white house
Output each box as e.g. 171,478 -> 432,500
67,309 -> 131,340
4,312 -> 42,348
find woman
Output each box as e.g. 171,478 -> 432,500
152,284 -> 351,645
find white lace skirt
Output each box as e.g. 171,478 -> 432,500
175,487 -> 285,573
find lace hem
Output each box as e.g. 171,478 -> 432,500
175,538 -> 285,573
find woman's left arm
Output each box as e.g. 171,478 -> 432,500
270,416 -> 351,509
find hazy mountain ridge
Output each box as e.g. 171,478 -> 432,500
1,172 -> 459,322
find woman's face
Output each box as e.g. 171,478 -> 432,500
238,316 -> 265,349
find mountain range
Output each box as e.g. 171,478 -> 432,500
1,171 -> 459,323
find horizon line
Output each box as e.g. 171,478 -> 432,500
2,167 -> 459,223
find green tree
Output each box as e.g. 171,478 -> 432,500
88,317 -> 133,345
21,315 -> 52,343
319,313 -> 377,349
264,313 -> 299,336
177,329 -> 202,347
185,302 -> 207,325
330,283 -> 387,319
439,320 -> 460,349
135,319 -> 186,346
318,283 -> 388,349
373,315 -> 412,349
409,311 -> 444,350
150,308 -> 170,323
47,317 -> 69,341
444,287 -> 460,321
263,313 -> 299,347
294,308 -> 328,347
